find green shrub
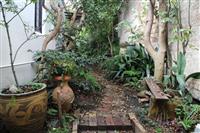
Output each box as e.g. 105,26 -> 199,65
70,71 -> 101,93
176,103 -> 200,131
163,52 -> 200,96
33,50 -> 78,82
48,114 -> 75,133
102,44 -> 154,89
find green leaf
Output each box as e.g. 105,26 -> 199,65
185,72 -> 200,81
163,75 -> 171,86
176,74 -> 185,94
177,52 -> 186,75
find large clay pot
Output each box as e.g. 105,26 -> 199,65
52,75 -> 75,112
0,83 -> 47,133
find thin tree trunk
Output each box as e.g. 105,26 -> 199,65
143,0 -> 168,82
154,54 -> 165,82
156,0 -> 168,81
0,1 -> 19,86
107,36 -> 113,56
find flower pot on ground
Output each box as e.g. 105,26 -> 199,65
0,83 -> 47,133
52,75 -> 75,112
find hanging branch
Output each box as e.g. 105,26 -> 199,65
7,2 -> 31,24
12,32 -> 45,63
42,0 -> 63,51
0,1 -> 19,86
70,7 -> 80,25
78,12 -> 85,27
18,14 -> 28,38
43,3 -> 54,16
107,36 -> 113,56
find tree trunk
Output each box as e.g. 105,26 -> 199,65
154,52 -> 165,81
154,0 -> 168,81
144,0 -> 167,82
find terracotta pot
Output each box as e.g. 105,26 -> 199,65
0,83 -> 47,133
52,75 -> 74,112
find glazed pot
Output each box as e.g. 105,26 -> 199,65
0,83 -> 47,133
52,75 -> 75,112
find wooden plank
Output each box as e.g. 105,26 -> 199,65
81,131 -> 88,133
121,116 -> 132,126
79,113 -> 133,132
87,131 -> 96,133
97,131 -> 106,133
89,112 -> 97,126
97,114 -> 106,126
81,113 -> 89,125
78,124 -> 133,131
112,116 -> 123,126
105,115 -> 114,126
72,120 -> 79,133
145,79 -> 169,100
129,113 -> 147,133
108,131 -> 118,133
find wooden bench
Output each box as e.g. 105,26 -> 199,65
145,78 -> 169,100
72,112 -> 147,133
145,78 -> 171,120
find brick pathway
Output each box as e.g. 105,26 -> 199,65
72,72 -> 147,133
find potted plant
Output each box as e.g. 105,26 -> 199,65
0,1 -> 48,132
34,50 -> 77,112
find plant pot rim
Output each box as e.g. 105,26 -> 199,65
0,83 -> 46,97
54,75 -> 71,81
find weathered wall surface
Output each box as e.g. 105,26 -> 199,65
180,0 -> 200,100
119,0 -> 200,100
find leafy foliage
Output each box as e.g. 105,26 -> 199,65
33,50 -> 101,92
71,0 -> 123,56
33,50 -> 78,82
176,103 -> 200,131
70,71 -> 101,93
48,114 -> 75,133
102,44 -> 153,89
164,52 -> 200,95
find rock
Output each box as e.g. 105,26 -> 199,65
186,79 -> 200,101
194,124 -> 200,133
145,91 -> 152,96
137,90 -> 150,98
9,85 -> 19,93
138,98 -> 149,103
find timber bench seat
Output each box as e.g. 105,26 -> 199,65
145,78 -> 171,120
72,112 -> 147,133
145,78 -> 169,100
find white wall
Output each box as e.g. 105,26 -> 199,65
0,1 -> 55,89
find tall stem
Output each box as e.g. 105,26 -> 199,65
0,1 -> 19,86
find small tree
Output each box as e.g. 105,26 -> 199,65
143,0 -> 168,82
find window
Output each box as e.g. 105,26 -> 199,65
34,0 -> 44,33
